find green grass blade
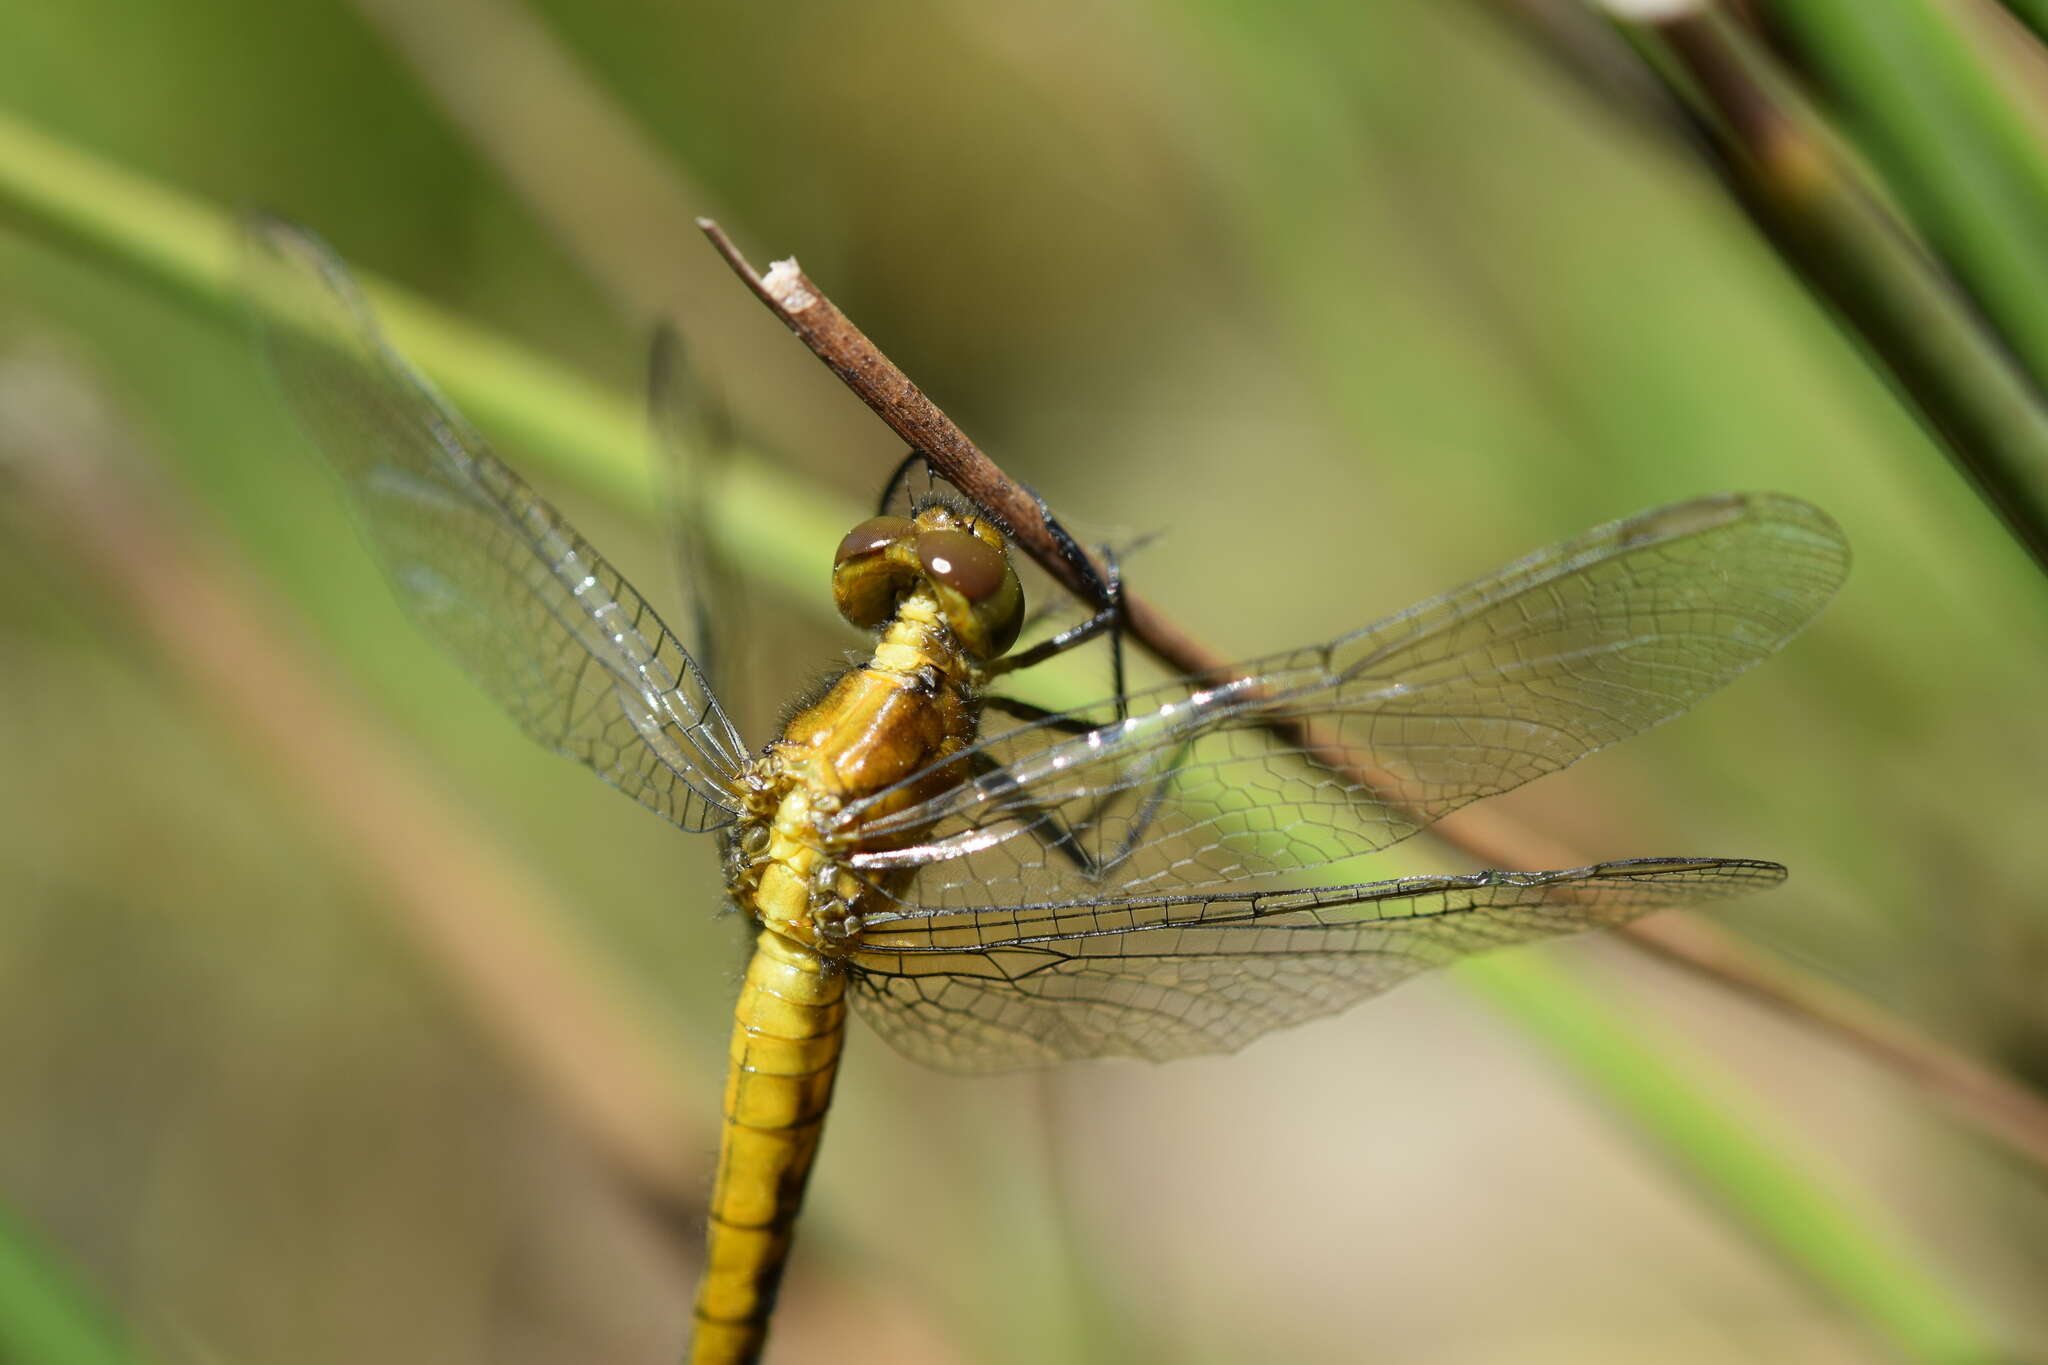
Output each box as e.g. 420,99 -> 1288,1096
0,1205 -> 141,1365
1662,11 -> 2048,574
1771,1 -> 2048,380
0,104 -> 852,611
1994,0 -> 2048,45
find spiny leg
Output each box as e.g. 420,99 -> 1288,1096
876,448 -> 932,517
974,695 -> 1190,879
881,450 -> 1129,711
987,546 -> 1129,723
879,449 -> 1111,608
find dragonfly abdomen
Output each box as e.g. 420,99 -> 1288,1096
690,929 -> 847,1365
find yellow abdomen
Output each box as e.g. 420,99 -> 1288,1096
689,930 -> 847,1365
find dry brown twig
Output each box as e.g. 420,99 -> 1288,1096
697,217 -> 2048,1177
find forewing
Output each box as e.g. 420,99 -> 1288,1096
250,221 -> 747,831
849,858 -> 1783,1071
842,493 -> 1846,910
648,325 -> 745,700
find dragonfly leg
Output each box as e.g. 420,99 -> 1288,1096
1101,548 -> 1128,719
1013,485 -> 1128,714
876,448 -> 930,516
883,450 -> 1123,623
879,449 -> 1130,709
967,700 -> 1192,881
1030,480 -> 1120,617
981,694 -> 1094,733
986,599 -> 1119,675
986,545 -> 1128,705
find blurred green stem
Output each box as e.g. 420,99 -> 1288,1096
1998,0 -> 2048,46
1769,0 -> 2048,383
1634,11 -> 2048,576
0,1206 -> 140,1365
0,106 -> 850,606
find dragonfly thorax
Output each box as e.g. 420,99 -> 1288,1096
731,557 -> 991,953
727,783 -> 869,952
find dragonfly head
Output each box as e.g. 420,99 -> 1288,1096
832,503 -> 1024,659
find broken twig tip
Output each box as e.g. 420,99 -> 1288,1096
761,257 -> 816,312
697,219 -> 769,294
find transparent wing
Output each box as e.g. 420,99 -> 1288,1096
849,857 -> 1783,1071
839,493 -> 1847,910
649,324 -> 745,700
250,220 -> 748,831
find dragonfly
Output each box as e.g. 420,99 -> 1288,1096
249,221 -> 1850,1365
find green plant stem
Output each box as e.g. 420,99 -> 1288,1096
1997,0 -> 2048,46
1770,0 -> 2048,385
0,1206 -> 139,1365
0,106 -> 853,607
1639,10 -> 2048,576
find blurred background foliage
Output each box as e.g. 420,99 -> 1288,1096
2,1 -> 2047,1362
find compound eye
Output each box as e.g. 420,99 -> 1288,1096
917,529 -> 1024,658
836,516 -> 912,566
916,530 -> 1006,602
833,516 -> 916,628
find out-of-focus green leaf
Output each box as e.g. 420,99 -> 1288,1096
0,1206 -> 138,1365
0,106 -> 852,612
1772,1 -> 2048,391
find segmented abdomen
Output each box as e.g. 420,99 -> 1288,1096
689,930 -> 846,1365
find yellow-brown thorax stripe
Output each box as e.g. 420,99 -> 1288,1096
738,588 -> 980,951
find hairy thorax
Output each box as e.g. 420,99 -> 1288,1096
727,589 -> 981,954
